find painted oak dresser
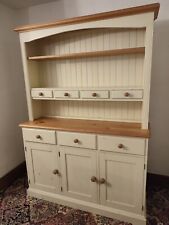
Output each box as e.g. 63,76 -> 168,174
15,3 -> 160,225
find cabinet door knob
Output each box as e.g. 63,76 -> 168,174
64,92 -> 69,97
99,178 -> 106,184
92,92 -> 97,97
124,92 -> 130,97
118,144 -> 124,149
53,169 -> 59,175
91,176 -> 97,182
36,135 -> 41,139
39,92 -> 44,96
74,139 -> 79,143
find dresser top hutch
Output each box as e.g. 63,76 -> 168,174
15,3 -> 160,139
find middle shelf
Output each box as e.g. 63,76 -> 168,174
28,47 -> 145,61
31,87 -> 143,102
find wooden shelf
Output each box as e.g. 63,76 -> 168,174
19,117 -> 150,138
28,47 -> 145,61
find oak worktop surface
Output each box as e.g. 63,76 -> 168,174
19,117 -> 150,138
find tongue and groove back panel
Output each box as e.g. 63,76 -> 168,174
27,28 -> 145,88
27,28 -> 145,123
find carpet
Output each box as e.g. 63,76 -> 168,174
0,177 -> 168,225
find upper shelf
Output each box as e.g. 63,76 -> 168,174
14,3 -> 160,32
28,47 -> 145,61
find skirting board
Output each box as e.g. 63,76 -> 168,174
28,188 -> 146,225
0,161 -> 26,192
147,173 -> 169,187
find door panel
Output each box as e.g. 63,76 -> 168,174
60,146 -> 98,203
99,151 -> 144,214
26,142 -> 60,193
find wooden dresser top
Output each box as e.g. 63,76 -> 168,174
19,117 -> 150,138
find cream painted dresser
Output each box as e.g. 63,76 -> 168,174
15,3 -> 159,225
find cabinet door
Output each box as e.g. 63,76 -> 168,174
99,151 -> 144,214
60,146 -> 98,203
26,142 -> 61,193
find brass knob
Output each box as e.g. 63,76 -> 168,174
92,92 -> 97,97
118,144 -> 124,149
39,92 -> 44,96
64,92 -> 69,97
74,139 -> 79,143
99,178 -> 106,184
53,169 -> 59,175
91,176 -> 97,182
124,92 -> 130,97
36,135 -> 41,139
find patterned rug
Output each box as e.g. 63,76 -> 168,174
0,177 -> 168,225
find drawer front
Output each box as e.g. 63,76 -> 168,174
57,131 -> 96,149
31,89 -> 53,98
23,128 -> 56,144
80,90 -> 109,99
53,90 -> 79,99
98,135 -> 145,155
110,90 -> 143,99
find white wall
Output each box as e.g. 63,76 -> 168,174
0,3 -> 27,178
16,0 -> 168,24
16,0 -> 169,176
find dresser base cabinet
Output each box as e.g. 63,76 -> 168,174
23,128 -> 147,225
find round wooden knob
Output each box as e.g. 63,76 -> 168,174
74,139 -> 79,143
118,144 -> 124,149
36,135 -> 41,139
99,178 -> 106,184
124,92 -> 130,97
64,92 -> 69,97
39,92 -> 44,96
92,92 -> 97,97
91,176 -> 97,182
53,169 -> 59,175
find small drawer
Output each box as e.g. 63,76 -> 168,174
98,135 -> 145,155
22,128 -> 56,144
53,90 -> 79,99
110,90 -> 143,99
31,89 -> 53,98
80,90 -> 109,99
57,131 -> 96,149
